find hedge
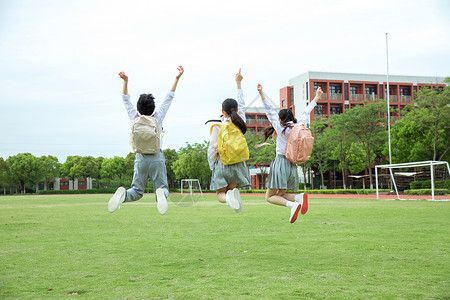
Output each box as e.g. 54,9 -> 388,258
404,189 -> 449,195
39,188 -> 392,195
410,180 -> 450,190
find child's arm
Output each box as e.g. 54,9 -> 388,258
258,83 -> 282,133
235,68 -> 246,121
298,87 -> 323,126
119,71 -> 139,122
154,66 -> 184,124
169,66 -> 184,92
119,72 -> 128,95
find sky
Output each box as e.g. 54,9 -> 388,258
1,0 -> 449,163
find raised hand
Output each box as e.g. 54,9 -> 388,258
316,86 -> 323,98
257,83 -> 263,93
176,66 -> 184,79
235,68 -> 243,83
118,71 -> 128,81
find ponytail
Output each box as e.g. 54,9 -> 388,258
222,98 -> 247,134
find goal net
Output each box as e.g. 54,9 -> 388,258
375,161 -> 450,201
180,179 -> 203,196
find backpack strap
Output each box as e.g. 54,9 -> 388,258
210,124 -> 222,135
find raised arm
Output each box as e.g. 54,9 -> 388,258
169,66 -> 184,92
118,72 -> 128,95
235,68 -> 246,120
118,72 -> 139,122
258,83 -> 282,133
298,86 -> 323,125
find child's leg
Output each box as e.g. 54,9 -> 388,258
266,188 -> 291,206
216,183 -> 237,203
126,154 -> 151,202
149,152 -> 169,200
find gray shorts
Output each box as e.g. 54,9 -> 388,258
210,157 -> 251,190
266,155 -> 299,191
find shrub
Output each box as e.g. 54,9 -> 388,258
404,189 -> 449,195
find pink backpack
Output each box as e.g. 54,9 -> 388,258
284,124 -> 314,164
255,123 -> 314,164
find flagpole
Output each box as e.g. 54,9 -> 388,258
386,33 -> 392,165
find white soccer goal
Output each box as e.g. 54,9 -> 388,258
375,161 -> 450,201
180,179 -> 203,196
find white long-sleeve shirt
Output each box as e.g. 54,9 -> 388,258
207,89 -> 246,170
262,97 -> 317,155
122,92 -> 175,149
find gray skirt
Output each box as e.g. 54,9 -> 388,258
210,157 -> 251,190
266,154 -> 299,191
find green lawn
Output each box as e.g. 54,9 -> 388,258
0,194 -> 449,299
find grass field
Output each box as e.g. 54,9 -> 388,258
0,193 -> 449,299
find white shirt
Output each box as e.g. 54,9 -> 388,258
122,91 -> 175,148
207,89 -> 246,170
262,97 -> 317,155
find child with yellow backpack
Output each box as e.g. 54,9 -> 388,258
207,68 -> 250,213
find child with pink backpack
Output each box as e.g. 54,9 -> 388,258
257,83 -> 323,223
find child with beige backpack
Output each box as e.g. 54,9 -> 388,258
108,66 -> 184,215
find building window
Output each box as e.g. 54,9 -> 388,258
282,100 -> 286,107
257,115 -> 269,126
350,86 -> 357,94
330,85 -> 342,94
330,106 -> 342,115
400,87 -> 410,96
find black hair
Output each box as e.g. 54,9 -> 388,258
137,93 -> 155,116
263,108 -> 297,141
222,98 -> 247,134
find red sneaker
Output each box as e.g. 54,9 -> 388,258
301,193 -> 308,215
289,202 -> 301,223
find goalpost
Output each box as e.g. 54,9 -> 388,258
375,160 -> 450,201
180,179 -> 203,196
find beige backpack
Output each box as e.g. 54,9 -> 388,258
130,115 -> 160,154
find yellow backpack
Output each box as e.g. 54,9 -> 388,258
212,120 -> 249,165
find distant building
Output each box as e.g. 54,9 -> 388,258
280,71 -> 448,189
36,177 -> 93,192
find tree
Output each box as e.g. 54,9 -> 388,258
245,131 -> 276,188
340,101 -> 387,189
60,156 -> 81,182
163,149 -> 178,188
123,153 -> 135,180
6,153 -> 43,193
39,155 -> 60,190
309,120 -> 334,188
100,156 -> 125,180
172,142 -> 211,187
0,157 -> 8,194
328,113 -> 356,189
72,156 -> 99,181
402,83 -> 450,161
385,117 -> 431,163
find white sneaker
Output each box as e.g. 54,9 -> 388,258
108,187 -> 126,213
289,202 -> 301,223
232,188 -> 242,213
226,190 -> 240,211
156,188 -> 168,215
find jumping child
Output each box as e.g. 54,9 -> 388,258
108,66 -> 184,214
208,68 -> 251,212
257,83 -> 323,223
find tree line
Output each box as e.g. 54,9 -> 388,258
1,84 -> 448,194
